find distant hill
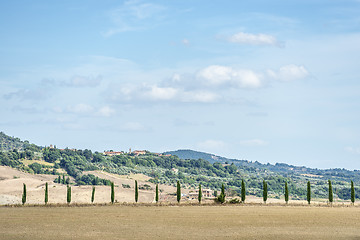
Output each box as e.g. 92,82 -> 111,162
164,149 -> 266,168
0,132 -> 31,151
164,149 -> 360,182
163,149 -> 229,164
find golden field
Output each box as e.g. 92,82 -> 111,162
1,204 -> 360,240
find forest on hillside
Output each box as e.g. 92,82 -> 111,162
1,132 -> 360,200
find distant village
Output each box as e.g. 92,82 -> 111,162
103,148 -> 171,157
47,145 -> 172,158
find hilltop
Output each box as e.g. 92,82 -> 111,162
0,132 -> 32,151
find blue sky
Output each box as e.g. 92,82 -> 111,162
1,0 -> 360,169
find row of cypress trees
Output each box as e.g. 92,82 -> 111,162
20,179 -> 357,205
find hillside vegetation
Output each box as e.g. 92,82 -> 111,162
1,132 -> 360,201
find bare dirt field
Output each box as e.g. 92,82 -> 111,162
1,205 -> 360,239
0,166 -> 181,204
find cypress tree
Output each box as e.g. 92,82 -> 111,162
67,185 -> 71,204
351,180 -> 355,204
217,183 -> 225,204
135,180 -> 138,203
176,181 -> 181,203
57,175 -> 61,184
285,182 -> 289,204
62,175 -> 65,184
91,186 -> 95,203
111,182 -> 115,204
155,184 -> 159,203
263,180 -> 267,204
45,182 -> 48,205
241,179 -> 246,203
307,181 -> 311,205
214,190 -> 217,197
221,183 -> 225,196
198,183 -> 202,204
22,183 -> 26,205
328,180 -> 333,204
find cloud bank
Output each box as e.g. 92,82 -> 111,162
229,32 -> 283,47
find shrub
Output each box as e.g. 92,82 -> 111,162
229,198 -> 240,204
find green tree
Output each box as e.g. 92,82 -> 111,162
57,175 -> 61,184
198,183 -> 202,203
45,182 -> 48,205
22,183 -> 26,205
135,180 -> 138,203
214,190 -> 217,197
67,185 -> 71,204
328,180 -> 333,204
217,184 -> 226,204
155,184 -> 159,203
351,180 -> 355,204
263,180 -> 268,204
111,182 -> 115,204
91,186 -> 95,203
307,181 -> 311,205
284,182 -> 289,204
241,179 -> 246,203
176,181 -> 181,203
62,175 -> 65,184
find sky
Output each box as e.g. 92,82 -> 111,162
1,0 -> 360,169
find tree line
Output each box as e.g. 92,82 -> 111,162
19,179 -> 356,206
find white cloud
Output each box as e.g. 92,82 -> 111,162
345,146 -> 360,154
42,75 -> 102,88
67,104 -> 115,117
229,32 -> 282,47
197,140 -> 226,151
104,63 -> 309,106
182,38 -> 190,45
3,87 -> 51,101
182,91 -> 219,103
97,106 -> 115,117
267,64 -> 309,81
104,0 -> 166,36
147,85 -> 178,100
109,83 -> 219,104
67,103 -> 94,114
198,65 -> 262,88
64,75 -> 102,87
240,139 -> 268,146
121,122 -> 145,131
